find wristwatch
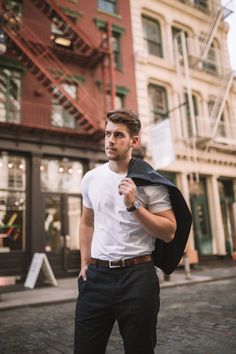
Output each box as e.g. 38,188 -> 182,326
127,200 -> 142,212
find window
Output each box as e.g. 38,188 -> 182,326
52,83 -> 77,129
41,158 -> 84,252
115,94 -> 124,109
0,152 -> 26,252
203,43 -> 217,74
142,16 -> 163,57
98,0 -> 117,14
185,93 -> 198,137
0,68 -> 21,123
172,26 -> 188,57
5,0 -> 23,17
40,159 -> 83,194
194,0 -> 208,12
148,84 -> 168,122
208,98 -> 226,137
112,32 -> 121,69
51,21 -> 73,50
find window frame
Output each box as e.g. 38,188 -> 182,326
148,84 -> 168,122
142,16 -> 163,58
97,0 -> 117,15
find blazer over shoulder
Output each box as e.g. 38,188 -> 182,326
127,158 -> 192,274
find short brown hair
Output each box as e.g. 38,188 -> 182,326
106,109 -> 141,136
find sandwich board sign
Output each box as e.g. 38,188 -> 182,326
24,253 -> 58,289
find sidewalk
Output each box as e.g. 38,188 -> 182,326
0,265 -> 236,310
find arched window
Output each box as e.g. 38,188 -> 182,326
142,16 -> 163,58
148,84 -> 168,122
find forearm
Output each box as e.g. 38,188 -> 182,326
79,223 -> 94,268
133,207 -> 176,243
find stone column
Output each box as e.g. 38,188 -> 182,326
207,175 -> 226,255
177,173 -> 198,263
30,153 -> 44,254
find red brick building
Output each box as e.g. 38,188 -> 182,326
0,0 -> 137,277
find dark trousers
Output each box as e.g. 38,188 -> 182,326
74,261 -> 160,354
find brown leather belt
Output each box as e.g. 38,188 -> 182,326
90,255 -> 152,268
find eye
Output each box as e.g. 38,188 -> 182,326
105,131 -> 111,137
114,132 -> 124,138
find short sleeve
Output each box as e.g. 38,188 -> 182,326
80,173 -> 93,209
142,185 -> 172,213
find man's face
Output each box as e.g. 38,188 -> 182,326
105,121 -> 138,161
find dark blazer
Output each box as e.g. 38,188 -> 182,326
127,158 -> 192,274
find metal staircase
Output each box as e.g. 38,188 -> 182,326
29,0 -> 108,68
209,70 -> 234,140
174,0 -> 234,148
2,11 -> 104,136
187,3 -> 233,69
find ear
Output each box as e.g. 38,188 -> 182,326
130,135 -> 139,148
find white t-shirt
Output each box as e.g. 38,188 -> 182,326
81,162 -> 171,260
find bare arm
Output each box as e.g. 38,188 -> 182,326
132,208 -> 176,242
119,178 -> 176,243
79,206 -> 94,280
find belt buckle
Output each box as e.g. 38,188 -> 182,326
109,260 -> 122,268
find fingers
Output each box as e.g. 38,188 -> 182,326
79,266 -> 88,281
118,178 -> 137,208
118,178 -> 136,191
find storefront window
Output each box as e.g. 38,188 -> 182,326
40,159 -> 83,193
0,152 -> 26,251
41,159 -> 83,252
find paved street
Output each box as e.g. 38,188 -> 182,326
0,278 -> 235,354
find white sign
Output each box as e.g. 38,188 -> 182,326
149,119 -> 175,169
24,253 -> 58,289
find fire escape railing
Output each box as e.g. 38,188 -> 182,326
29,0 -> 109,68
2,10 -> 106,135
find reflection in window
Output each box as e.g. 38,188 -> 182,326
194,0 -> 208,12
203,43 -> 217,74
0,68 -> 21,123
67,196 -> 81,250
44,195 -> 61,253
142,16 -> 163,57
112,32 -> 122,69
172,26 -> 188,58
52,83 -> 76,129
148,84 -> 168,122
0,152 -> 26,251
115,94 -> 124,109
40,159 -> 83,193
98,0 -> 117,14
184,92 -> 198,137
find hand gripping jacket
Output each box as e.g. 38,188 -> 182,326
127,158 -> 192,275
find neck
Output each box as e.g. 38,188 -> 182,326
108,157 -> 131,174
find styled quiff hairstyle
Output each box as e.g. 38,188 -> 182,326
106,109 -> 141,137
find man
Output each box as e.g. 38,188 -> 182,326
74,109 -> 177,354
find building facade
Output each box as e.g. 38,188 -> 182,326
130,0 -> 236,264
0,0 -> 137,277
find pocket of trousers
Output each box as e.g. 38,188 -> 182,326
78,277 -> 87,294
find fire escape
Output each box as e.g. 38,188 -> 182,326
174,0 -> 234,153
0,0 -> 114,138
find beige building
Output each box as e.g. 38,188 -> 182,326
130,0 -> 236,264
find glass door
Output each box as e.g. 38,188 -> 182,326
191,194 -> 212,255
43,193 -> 82,271
44,194 -> 62,253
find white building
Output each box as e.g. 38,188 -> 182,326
130,0 -> 236,264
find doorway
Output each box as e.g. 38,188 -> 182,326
190,178 -> 212,255
43,193 -> 82,272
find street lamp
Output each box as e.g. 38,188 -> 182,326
0,18 -> 7,55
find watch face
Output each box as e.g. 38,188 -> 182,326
134,200 -> 141,209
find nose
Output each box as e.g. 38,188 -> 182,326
108,133 -> 115,144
